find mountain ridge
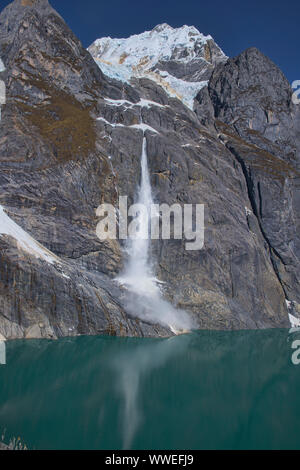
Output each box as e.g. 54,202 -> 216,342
0,0 -> 299,340
88,23 -> 227,109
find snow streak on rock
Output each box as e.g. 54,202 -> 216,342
0,205 -> 59,264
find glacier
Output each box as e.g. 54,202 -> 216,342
89,24 -> 225,110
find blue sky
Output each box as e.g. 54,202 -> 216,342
1,0 -> 299,83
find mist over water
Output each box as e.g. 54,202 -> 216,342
117,136 -> 193,333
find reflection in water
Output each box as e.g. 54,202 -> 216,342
0,341 -> 5,365
0,330 -> 300,450
112,335 -> 191,449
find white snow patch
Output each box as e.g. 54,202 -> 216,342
139,98 -> 166,109
0,205 -> 59,265
95,59 -> 132,84
104,97 -> 167,109
245,207 -> 252,217
130,123 -> 158,134
152,70 -> 208,109
182,143 -> 201,148
286,299 -> 292,309
104,97 -> 134,108
60,272 -> 70,279
289,313 -> 300,328
286,300 -> 300,328
97,117 -> 158,134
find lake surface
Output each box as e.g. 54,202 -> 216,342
0,329 -> 300,450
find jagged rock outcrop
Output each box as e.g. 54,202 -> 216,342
196,47 -> 300,320
88,22 -> 227,84
0,0 -> 297,339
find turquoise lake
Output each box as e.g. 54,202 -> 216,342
0,328 -> 300,450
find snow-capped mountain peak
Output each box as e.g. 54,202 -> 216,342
89,23 -> 224,69
88,24 -> 227,109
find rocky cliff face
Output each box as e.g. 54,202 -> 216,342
0,0 -> 298,340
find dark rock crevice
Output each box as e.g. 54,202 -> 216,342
224,141 -> 289,299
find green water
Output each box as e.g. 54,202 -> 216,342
0,329 -> 300,450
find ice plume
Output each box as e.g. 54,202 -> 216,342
117,135 -> 193,334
